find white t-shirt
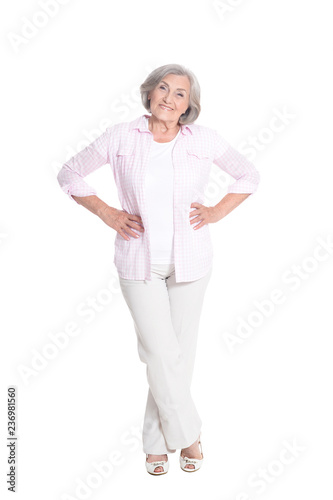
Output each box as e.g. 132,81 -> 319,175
144,125 -> 181,264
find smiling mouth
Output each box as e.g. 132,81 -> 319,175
159,104 -> 173,111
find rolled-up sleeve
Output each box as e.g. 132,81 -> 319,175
57,127 -> 111,202
212,130 -> 260,194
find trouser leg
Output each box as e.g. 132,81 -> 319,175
142,264 -> 213,453
118,263 -> 212,453
167,264 -> 212,389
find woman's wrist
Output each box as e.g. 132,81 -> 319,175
72,195 -> 112,218
96,203 -> 115,219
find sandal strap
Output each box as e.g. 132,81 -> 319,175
146,455 -> 168,466
180,455 -> 203,463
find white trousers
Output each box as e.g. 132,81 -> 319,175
118,262 -> 212,454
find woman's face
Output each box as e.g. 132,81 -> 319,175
148,73 -> 190,123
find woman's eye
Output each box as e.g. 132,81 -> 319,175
159,85 -> 183,97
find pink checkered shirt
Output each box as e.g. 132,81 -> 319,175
57,114 -> 260,282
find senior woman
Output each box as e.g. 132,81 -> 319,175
57,63 -> 260,475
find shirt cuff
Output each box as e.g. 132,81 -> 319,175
62,183 -> 98,202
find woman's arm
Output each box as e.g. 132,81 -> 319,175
212,129 -> 260,195
190,193 -> 251,229
57,127 -> 144,240
57,127 -> 111,202
71,194 -> 110,217
189,131 -> 260,229
72,194 -> 144,240
213,192 -> 250,221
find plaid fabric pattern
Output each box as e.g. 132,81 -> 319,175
57,114 -> 260,282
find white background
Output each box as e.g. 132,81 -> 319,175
1,0 -> 332,498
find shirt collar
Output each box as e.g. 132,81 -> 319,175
129,114 -> 194,136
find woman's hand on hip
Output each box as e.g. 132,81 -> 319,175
189,202 -> 221,230
98,206 -> 144,241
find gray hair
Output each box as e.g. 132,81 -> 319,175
139,63 -> 201,125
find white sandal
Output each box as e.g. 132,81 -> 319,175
145,454 -> 169,475
179,435 -> 204,472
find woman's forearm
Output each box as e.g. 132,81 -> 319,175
214,192 -> 251,220
72,195 -> 115,218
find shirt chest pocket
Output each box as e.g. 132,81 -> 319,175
115,146 -> 137,179
186,148 -> 211,161
114,147 -> 138,190
116,147 -> 135,165
186,148 -> 212,186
